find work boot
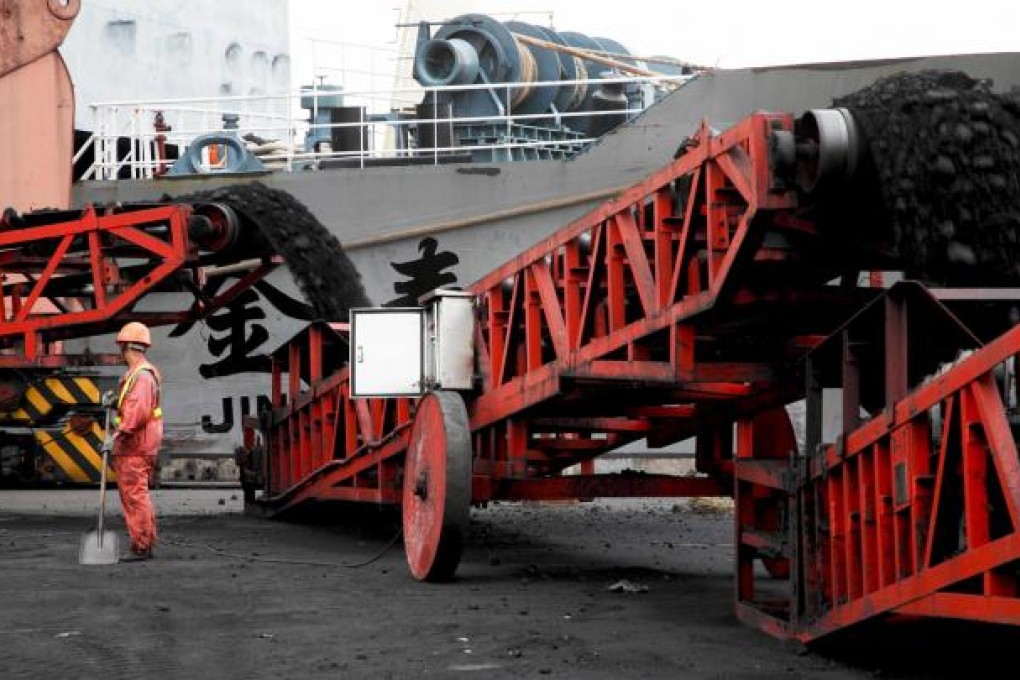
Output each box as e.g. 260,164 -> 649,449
119,548 -> 152,563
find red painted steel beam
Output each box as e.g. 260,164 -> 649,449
13,234 -> 72,324
969,377 -> 1020,528
530,260 -> 568,359
734,460 -> 793,491
0,202 -> 280,366
265,425 -> 412,513
1,206 -> 188,340
252,112 -> 965,627
894,593 -> 1020,625
614,211 -> 658,316
801,534 -> 1020,640
624,405 -> 697,419
740,529 -> 785,557
815,322 -> 1020,480
467,115 -> 799,436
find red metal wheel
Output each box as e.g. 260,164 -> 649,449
402,391 -> 472,582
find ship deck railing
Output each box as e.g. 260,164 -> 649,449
75,74 -> 694,181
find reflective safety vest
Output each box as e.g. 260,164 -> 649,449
113,362 -> 163,427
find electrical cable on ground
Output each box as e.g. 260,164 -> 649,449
160,530 -> 402,569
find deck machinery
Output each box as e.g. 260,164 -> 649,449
240,108 -> 1020,642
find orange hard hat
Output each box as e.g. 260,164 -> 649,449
116,321 -> 151,347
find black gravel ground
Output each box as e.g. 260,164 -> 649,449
837,70 -> 1020,286
4,493 -> 1017,678
168,182 -> 371,320
0,498 -> 869,679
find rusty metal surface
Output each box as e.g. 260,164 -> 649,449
0,1 -> 80,211
0,0 -> 79,78
0,51 -> 74,211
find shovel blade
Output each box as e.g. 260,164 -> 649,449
79,530 -> 120,565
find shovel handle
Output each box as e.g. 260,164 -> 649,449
97,404 -> 114,542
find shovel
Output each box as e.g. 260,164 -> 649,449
79,397 -> 119,565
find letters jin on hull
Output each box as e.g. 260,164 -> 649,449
189,237 -> 460,437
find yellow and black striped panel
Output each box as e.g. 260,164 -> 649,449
35,421 -> 117,484
0,376 -> 103,424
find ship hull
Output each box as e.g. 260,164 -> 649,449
73,52 -> 1020,460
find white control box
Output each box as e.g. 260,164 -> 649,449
350,290 -> 475,398
350,308 -> 424,398
423,289 -> 475,391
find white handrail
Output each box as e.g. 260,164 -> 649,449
80,73 -> 694,181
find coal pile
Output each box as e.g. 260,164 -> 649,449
169,182 -> 371,320
836,70 -> 1020,285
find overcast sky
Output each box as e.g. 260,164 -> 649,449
289,0 -> 1020,86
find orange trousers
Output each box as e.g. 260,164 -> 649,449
112,455 -> 158,552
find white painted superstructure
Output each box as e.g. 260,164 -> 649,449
61,0 -> 291,130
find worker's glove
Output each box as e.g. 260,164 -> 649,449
100,437 -> 114,456
101,390 -> 116,409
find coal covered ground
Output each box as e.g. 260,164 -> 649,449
838,70 -> 1020,286
0,492 -> 1014,679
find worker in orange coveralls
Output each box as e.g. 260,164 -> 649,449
103,322 -> 163,562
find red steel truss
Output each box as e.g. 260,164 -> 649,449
737,284 -> 1020,640
245,110 -> 1020,640
250,112 -> 831,511
250,112 -> 867,543
0,203 -> 278,367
